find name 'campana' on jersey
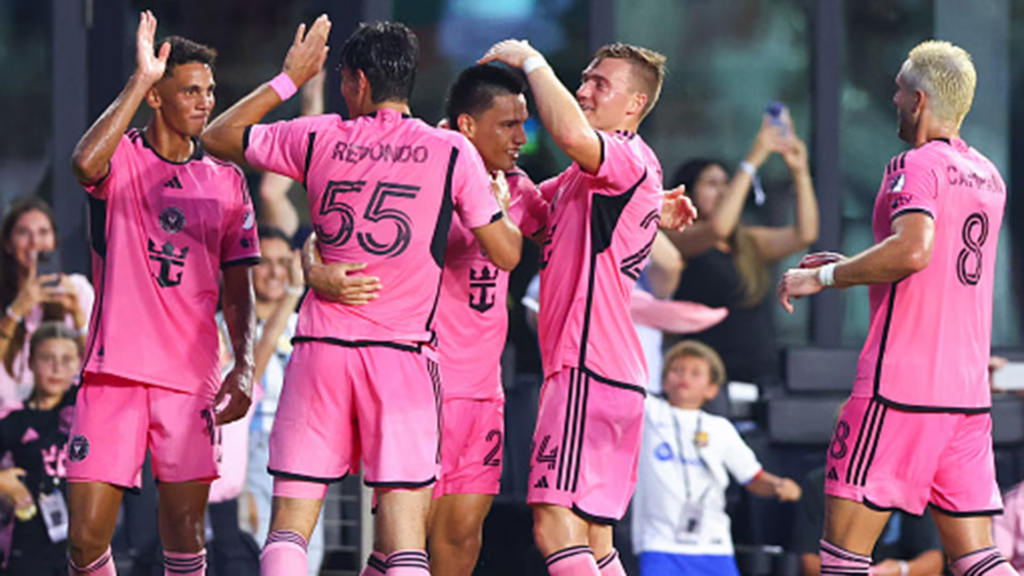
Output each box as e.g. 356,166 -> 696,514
332,140 -> 430,164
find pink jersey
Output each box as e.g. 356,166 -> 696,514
853,138 -> 1005,411
245,110 -> 501,346
537,130 -> 663,389
82,129 -> 260,398
437,169 -> 547,400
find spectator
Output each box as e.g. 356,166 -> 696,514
632,340 -> 801,576
0,322 -> 81,575
994,480 -> 1024,572
0,198 -> 93,413
791,466 -> 944,576
217,226 -> 323,576
666,113 -> 818,387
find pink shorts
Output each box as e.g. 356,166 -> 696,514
527,368 -> 644,523
825,395 -> 1003,516
67,372 -> 220,489
434,397 -> 504,498
269,342 -> 441,488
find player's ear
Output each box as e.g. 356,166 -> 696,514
456,113 -> 475,138
627,92 -> 647,118
913,89 -> 927,117
144,84 -> 162,110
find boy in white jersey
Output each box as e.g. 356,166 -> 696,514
634,340 -> 800,576
778,41 -> 1013,576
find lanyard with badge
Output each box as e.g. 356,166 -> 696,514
672,411 -> 711,541
20,403 -> 70,543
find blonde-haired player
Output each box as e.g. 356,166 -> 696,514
779,40 -> 1014,576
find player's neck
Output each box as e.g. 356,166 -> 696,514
145,117 -> 196,163
359,101 -> 411,118
913,123 -> 959,148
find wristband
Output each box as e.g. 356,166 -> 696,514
268,72 -> 298,101
285,285 -> 305,297
739,161 -> 757,176
522,55 -> 549,75
818,263 -> 837,288
740,161 -> 766,206
5,305 -> 22,323
898,560 -> 909,576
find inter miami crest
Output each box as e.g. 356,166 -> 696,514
69,434 -> 89,462
159,207 -> 186,234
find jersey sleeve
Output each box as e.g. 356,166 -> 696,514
882,151 -> 939,222
719,419 -> 763,484
243,116 -> 320,184
220,169 -> 261,268
450,138 -> 502,230
589,130 -> 646,196
82,134 -> 133,200
507,172 -> 549,236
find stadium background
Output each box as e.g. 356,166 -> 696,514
2,0 -> 1022,574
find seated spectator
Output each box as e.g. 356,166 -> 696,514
632,340 -> 801,576
791,466 -> 944,576
666,112 -> 818,388
0,198 -> 93,414
994,480 -> 1024,572
0,322 -> 81,575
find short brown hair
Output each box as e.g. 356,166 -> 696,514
661,340 -> 726,387
592,42 -> 667,120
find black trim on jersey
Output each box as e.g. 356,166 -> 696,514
242,125 -> 252,153
581,366 -> 646,395
571,503 -> 619,526
934,137 -> 952,145
87,194 -> 108,258
891,208 -> 934,222
290,336 -> 423,353
303,131 -> 317,187
221,256 -> 262,269
874,395 -> 991,414
929,502 -> 1003,518
364,476 -> 436,489
577,170 -> 646,368
596,130 -> 605,169
267,468 -> 349,484
872,282 -> 900,397
488,211 -> 504,224
424,147 -> 459,339
140,128 -> 203,164
899,152 -> 907,170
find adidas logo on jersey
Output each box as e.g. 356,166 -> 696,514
827,467 -> 839,481
164,176 -> 183,189
534,476 -> 549,489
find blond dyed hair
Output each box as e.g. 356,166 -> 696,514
593,42 -> 667,120
661,340 -> 726,388
901,40 -> 976,127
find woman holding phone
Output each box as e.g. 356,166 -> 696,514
666,108 -> 819,389
0,198 -> 93,414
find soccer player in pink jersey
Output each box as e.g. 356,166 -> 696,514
777,41 -> 1013,576
67,11 -> 259,576
480,41 -> 695,576
201,17 -> 523,576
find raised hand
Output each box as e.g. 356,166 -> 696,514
492,171 -> 511,214
479,39 -> 542,69
135,11 -> 170,86
777,267 -> 824,313
283,15 -> 332,87
798,251 -> 845,269
660,185 -> 698,232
